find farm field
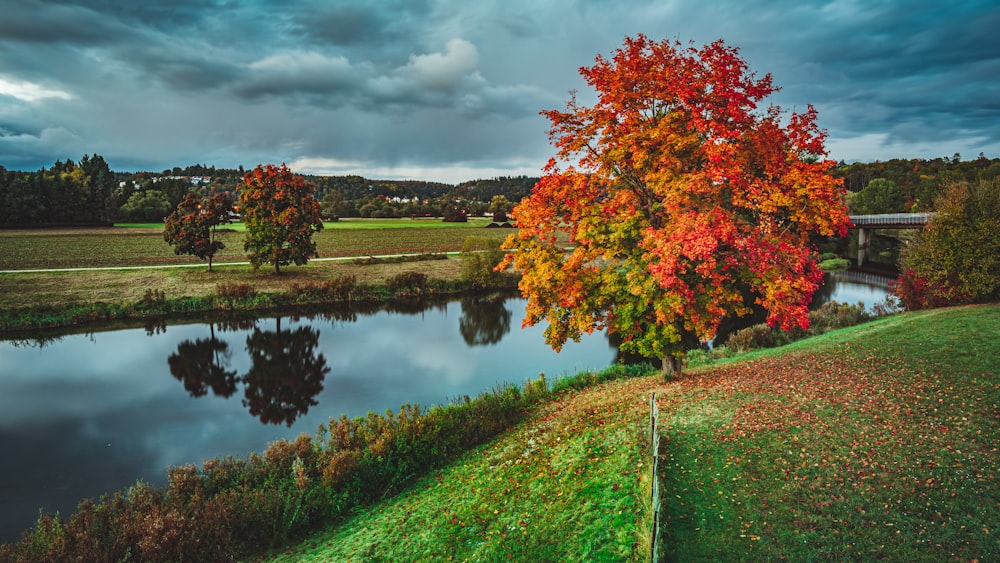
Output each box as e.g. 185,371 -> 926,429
0,221 -> 510,271
0,223 -> 513,312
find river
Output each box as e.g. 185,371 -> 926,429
0,271 -> 892,543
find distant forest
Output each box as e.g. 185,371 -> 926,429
1,154 -> 998,227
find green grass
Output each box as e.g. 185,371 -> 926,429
257,374 -> 660,562
660,305 -> 999,561
0,225 -> 511,271
260,304 -> 999,562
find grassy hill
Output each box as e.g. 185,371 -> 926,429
259,304 -> 998,562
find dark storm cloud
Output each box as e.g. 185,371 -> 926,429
291,1 -> 421,47
1,0 -> 998,181
0,0 -> 124,45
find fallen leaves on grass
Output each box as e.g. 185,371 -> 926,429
659,339 -> 999,561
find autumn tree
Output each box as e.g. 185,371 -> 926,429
239,163 -> 324,273
163,192 -> 232,271
499,35 -> 851,375
896,178 -> 1000,309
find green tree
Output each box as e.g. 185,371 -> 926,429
163,192 -> 232,271
461,236 -> 507,289
79,154 -> 116,223
851,178 -> 905,214
239,163 -> 324,273
321,189 -> 350,220
119,189 -> 172,222
162,178 -> 192,210
897,178 -> 1000,308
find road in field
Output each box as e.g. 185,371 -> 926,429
0,253 -> 459,274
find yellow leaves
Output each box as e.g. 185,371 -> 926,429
511,35 -> 854,365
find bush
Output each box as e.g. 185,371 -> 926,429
461,236 -> 507,289
819,257 -> 850,272
726,323 -> 781,352
898,178 -> 1000,309
215,283 -> 257,308
386,271 -> 428,295
287,275 -> 358,303
723,301 -> 871,353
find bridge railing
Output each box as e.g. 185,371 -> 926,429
850,213 -> 936,227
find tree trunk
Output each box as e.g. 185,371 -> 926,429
661,355 -> 683,378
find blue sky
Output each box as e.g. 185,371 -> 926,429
1,0 -> 997,182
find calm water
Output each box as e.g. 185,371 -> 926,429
0,295 -> 616,543
0,272 -> 890,543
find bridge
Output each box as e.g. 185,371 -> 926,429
849,213 -> 936,267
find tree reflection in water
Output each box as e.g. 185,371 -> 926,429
459,293 -> 513,346
243,318 -> 329,426
167,329 -> 238,398
167,317 -> 329,427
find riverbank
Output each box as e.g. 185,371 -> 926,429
259,303 -> 998,562
0,222 -> 517,334
0,254 -> 522,335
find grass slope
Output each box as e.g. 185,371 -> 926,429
660,305 -> 999,561
262,304 -> 998,562
258,376 -> 660,562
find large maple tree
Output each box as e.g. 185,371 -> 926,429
239,163 -> 324,273
500,35 -> 850,375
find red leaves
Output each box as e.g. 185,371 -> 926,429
163,192 -> 231,270
238,164 -> 324,272
504,35 -> 850,367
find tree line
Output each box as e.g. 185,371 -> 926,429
0,158 -> 536,227
834,153 -> 1000,214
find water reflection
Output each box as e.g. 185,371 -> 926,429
459,293 -> 513,346
0,297 -> 618,544
0,273 -> 890,544
168,320 -> 330,426
243,320 -> 329,426
168,328 -> 238,398
812,270 -> 896,312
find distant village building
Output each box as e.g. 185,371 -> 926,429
151,176 -> 212,185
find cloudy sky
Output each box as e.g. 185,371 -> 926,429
1,0 -> 998,183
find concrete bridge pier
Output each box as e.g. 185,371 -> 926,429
850,213 -> 935,267
857,227 -> 871,267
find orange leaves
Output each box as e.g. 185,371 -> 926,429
507,35 -> 850,368
238,164 -> 324,272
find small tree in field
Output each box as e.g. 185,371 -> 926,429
239,163 -> 324,273
163,192 -> 232,271
499,35 -> 851,376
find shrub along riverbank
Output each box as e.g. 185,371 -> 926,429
0,363 -> 657,562
255,303 -> 998,562
0,256 -> 517,335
